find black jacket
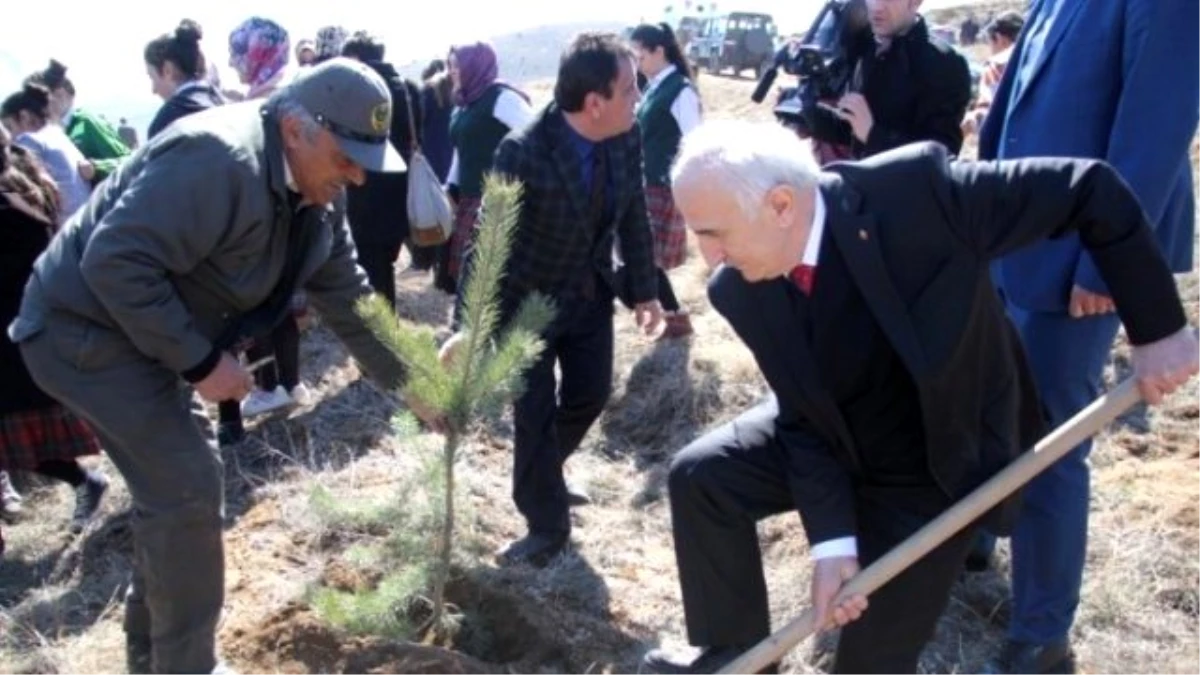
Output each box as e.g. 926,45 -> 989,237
1,192 -> 56,413
848,16 -> 972,157
148,82 -> 226,140
345,61 -> 422,247
464,104 -> 657,320
711,142 -> 1186,542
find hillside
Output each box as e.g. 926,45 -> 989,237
396,21 -> 626,83
2,5 -> 1198,674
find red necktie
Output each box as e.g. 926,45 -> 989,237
791,264 -> 817,295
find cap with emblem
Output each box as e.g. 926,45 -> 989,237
285,56 -> 406,173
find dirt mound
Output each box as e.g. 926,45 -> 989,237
224,602 -> 500,674
223,568 -> 577,674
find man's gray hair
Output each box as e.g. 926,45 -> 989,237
670,120 -> 820,217
267,89 -> 322,142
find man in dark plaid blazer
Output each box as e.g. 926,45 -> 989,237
450,32 -> 663,567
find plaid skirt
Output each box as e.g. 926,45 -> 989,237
646,185 -> 688,270
448,196 -> 483,282
0,404 -> 102,471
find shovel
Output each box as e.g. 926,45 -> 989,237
719,378 -> 1143,674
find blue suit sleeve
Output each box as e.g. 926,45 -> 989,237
1075,0 -> 1199,295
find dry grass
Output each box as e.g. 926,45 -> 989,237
2,7 -> 1197,672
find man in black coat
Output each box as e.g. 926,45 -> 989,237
342,31 -> 424,308
819,0 -> 972,159
444,32 -> 663,567
642,120 -> 1197,674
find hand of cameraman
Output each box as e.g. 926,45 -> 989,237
833,93 -> 875,143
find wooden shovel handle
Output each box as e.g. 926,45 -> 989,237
719,378 -> 1142,674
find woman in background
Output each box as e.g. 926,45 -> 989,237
228,17 -> 292,100
442,41 -> 534,294
1,84 -> 92,225
0,126 -> 108,554
146,19 -> 225,139
219,16 -> 307,445
414,59 -> 454,281
313,26 -> 349,65
25,60 -> 130,184
629,23 -> 702,339
962,11 -> 1026,136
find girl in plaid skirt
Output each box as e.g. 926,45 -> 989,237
0,130 -> 107,554
440,41 -> 534,295
631,23 -> 703,339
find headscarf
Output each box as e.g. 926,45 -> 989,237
450,41 -> 528,107
314,26 -> 348,63
228,17 -> 290,99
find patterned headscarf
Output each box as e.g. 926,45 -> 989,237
228,17 -> 290,99
314,26 -> 348,63
450,41 -> 529,107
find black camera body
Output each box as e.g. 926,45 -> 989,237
752,0 -> 868,143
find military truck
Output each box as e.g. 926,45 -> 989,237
687,11 -> 779,78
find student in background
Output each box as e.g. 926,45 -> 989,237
25,60 -> 130,184
146,19 -> 226,140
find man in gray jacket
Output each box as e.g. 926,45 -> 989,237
8,58 -> 439,674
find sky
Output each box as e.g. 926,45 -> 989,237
0,0 -> 978,134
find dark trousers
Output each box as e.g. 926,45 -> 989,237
356,239 -> 403,309
613,265 -> 680,312
657,268 -> 681,313
1000,307 -> 1120,644
512,289 -> 614,534
21,321 -> 224,673
668,399 -> 978,673
36,459 -> 89,486
409,241 -> 438,271
217,316 -> 301,427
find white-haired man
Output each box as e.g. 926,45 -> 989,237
643,120 -> 1197,674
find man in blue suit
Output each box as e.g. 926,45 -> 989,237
977,0 -> 1198,672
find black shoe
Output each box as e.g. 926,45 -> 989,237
567,482 -> 592,507
642,645 -> 777,674
70,473 -> 108,534
964,551 -> 993,573
496,531 -> 568,568
126,633 -> 153,674
981,640 -> 1075,674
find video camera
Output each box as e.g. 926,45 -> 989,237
752,0 -> 869,142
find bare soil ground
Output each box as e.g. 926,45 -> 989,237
2,4 -> 1197,672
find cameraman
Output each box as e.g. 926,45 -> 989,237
822,0 -> 972,160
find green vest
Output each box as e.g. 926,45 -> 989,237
449,85 -> 511,198
636,69 -> 690,186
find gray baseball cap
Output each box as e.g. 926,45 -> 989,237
287,57 -> 406,173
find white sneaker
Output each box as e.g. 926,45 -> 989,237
0,471 -> 22,521
241,386 -> 295,418
289,383 -> 312,407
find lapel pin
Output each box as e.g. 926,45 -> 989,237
858,229 -> 869,241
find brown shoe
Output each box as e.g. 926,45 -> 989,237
658,313 -> 694,340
